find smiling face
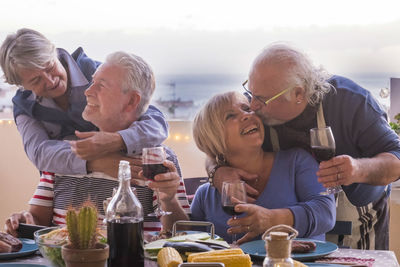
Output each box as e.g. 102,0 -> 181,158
248,61 -> 307,126
17,57 -> 68,98
223,94 -> 265,155
82,62 -> 135,131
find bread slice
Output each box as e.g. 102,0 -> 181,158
0,232 -> 22,252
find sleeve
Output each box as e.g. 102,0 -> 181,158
15,114 -> 87,174
28,172 -> 55,207
190,185 -> 207,222
342,93 -> 399,206
118,105 -> 169,156
288,149 -> 336,238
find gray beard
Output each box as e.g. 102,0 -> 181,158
256,111 -> 287,126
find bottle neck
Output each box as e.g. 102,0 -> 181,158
267,239 -> 291,259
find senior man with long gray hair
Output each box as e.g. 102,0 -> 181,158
209,43 -> 400,250
0,28 -> 168,178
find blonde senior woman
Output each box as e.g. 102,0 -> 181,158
191,91 -> 335,244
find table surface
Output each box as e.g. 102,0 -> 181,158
0,248 -> 398,267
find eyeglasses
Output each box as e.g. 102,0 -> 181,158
242,80 -> 292,106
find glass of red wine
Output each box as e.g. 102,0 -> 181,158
142,146 -> 171,216
310,126 -> 343,195
221,181 -> 247,244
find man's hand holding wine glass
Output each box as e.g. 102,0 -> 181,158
317,154 -> 363,187
144,160 -> 181,202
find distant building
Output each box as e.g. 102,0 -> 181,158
390,78 -> 400,123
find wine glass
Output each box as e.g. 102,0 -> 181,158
221,181 -> 247,244
142,147 -> 171,216
310,126 -> 342,195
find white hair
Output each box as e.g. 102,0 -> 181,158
0,28 -> 57,85
252,43 -> 334,106
105,51 -> 155,117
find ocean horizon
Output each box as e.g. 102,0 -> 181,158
0,73 -> 397,120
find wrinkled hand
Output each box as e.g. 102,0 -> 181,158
137,160 -> 180,202
317,155 -> 361,187
87,153 -> 142,180
5,211 -> 35,237
214,166 -> 259,203
227,204 -> 275,245
70,131 -> 124,160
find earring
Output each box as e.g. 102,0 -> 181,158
216,154 -> 227,166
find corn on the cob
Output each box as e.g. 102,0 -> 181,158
187,248 -> 243,262
294,260 -> 307,267
189,253 -> 252,267
157,247 -> 183,267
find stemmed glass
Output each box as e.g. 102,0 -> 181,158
142,147 -> 171,216
310,126 -> 343,195
221,181 -> 247,244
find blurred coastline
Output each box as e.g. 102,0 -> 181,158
0,73 -> 396,120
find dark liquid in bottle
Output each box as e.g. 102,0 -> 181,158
107,220 -> 144,267
143,163 -> 168,180
311,146 -> 335,162
222,205 -> 243,216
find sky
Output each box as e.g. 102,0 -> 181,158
1,0 -> 400,79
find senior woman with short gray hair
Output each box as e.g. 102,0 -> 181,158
191,91 -> 335,244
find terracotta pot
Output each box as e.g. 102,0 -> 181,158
61,243 -> 109,267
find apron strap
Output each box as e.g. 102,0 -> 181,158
317,103 -> 326,128
269,127 -> 280,152
269,103 -> 326,151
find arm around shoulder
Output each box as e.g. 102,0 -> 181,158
118,105 -> 169,156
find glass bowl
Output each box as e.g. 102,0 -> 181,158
34,226 -> 68,267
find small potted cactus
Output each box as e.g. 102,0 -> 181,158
61,202 -> 109,267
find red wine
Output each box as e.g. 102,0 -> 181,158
222,205 -> 243,216
107,220 -> 144,267
311,146 -> 335,162
143,163 -> 168,180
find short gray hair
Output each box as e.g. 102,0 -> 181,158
193,91 -> 245,162
0,28 -> 57,85
253,43 -> 334,106
105,51 -> 155,117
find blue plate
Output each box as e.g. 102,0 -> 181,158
0,265 -> 48,267
0,238 -> 38,260
240,238 -> 338,261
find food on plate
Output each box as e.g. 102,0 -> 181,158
0,232 -> 23,253
157,247 -> 183,267
291,240 -> 317,253
188,248 -> 252,267
163,241 -> 212,254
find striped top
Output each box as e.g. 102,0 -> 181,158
29,149 -> 190,232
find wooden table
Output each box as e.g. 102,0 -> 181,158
0,248 -> 398,266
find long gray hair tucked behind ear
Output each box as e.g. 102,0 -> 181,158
253,43 -> 334,106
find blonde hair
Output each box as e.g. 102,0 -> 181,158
193,91 -> 246,162
105,51 -> 155,117
252,43 -> 333,106
0,28 -> 57,85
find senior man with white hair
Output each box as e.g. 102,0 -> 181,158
5,51 -> 190,234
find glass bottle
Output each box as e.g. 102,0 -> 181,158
263,231 -> 294,267
106,160 -> 144,267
